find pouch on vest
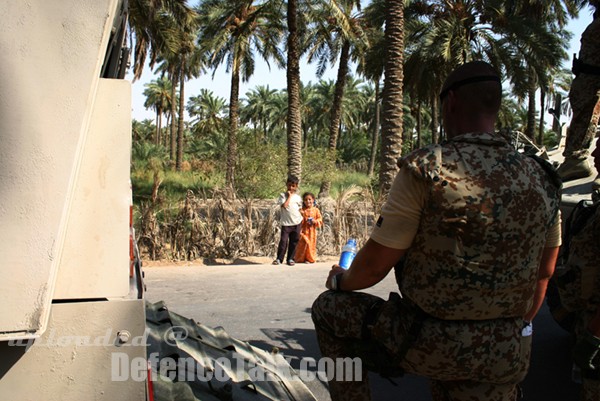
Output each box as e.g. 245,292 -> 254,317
550,199 -> 600,331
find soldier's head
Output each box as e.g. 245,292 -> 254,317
440,61 -> 502,138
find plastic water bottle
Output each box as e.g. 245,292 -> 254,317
339,239 -> 357,269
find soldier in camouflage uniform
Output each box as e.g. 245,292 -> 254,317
311,62 -> 563,401
555,136 -> 600,401
558,3 -> 600,189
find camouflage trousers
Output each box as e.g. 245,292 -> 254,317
574,310 -> 600,401
582,378 -> 600,401
564,74 -> 600,160
311,290 -> 530,401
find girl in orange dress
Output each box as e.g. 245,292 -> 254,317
294,192 -> 323,263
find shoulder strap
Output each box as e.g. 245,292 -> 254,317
559,200 -> 600,264
528,154 -> 563,191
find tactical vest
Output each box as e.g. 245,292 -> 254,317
398,133 -> 561,320
555,200 -> 600,312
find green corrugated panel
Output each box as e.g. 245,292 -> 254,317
146,301 -> 318,401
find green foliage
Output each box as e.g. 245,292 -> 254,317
235,133 -> 287,199
330,171 -> 372,196
337,129 -> 371,166
299,147 -> 371,198
301,147 -> 333,191
187,129 -> 228,160
131,142 -> 168,171
543,128 -> 559,149
132,167 -> 223,203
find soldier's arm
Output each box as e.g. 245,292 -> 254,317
524,246 -> 560,322
325,167 -> 422,291
326,239 -> 406,291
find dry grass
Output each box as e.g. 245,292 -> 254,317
135,185 -> 382,262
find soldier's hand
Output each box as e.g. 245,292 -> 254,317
572,330 -> 600,371
326,265 -> 345,290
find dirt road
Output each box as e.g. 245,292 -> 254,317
144,260 -> 580,401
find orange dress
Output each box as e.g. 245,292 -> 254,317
294,206 -> 323,263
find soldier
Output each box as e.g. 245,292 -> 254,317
311,61 -> 563,401
558,3 -> 600,190
555,136 -> 600,400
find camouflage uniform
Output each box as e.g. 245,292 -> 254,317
555,201 -> 600,401
312,133 -> 561,401
564,11 -> 600,161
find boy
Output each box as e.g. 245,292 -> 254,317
274,175 -> 303,266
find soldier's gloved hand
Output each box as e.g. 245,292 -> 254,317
572,330 -> 600,371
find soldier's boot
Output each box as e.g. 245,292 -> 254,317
557,157 -> 593,182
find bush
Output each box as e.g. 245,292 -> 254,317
235,138 -> 287,199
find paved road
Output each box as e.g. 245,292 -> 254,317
144,261 -> 581,401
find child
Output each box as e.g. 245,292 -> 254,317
274,175 -> 303,266
294,192 -> 323,263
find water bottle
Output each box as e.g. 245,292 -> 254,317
339,239 -> 357,269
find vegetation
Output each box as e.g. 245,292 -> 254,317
128,0 -> 593,261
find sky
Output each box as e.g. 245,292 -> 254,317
127,9 -> 595,123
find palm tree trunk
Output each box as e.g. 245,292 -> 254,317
319,40 -> 350,197
416,99 -> 422,149
287,0 -> 302,180
226,58 -> 241,193
526,71 -> 537,140
176,59 -> 186,171
431,93 -> 439,144
379,0 -> 404,196
262,115 -> 268,143
538,89 -> 546,146
170,70 -> 178,161
155,108 -> 163,145
368,79 -> 381,177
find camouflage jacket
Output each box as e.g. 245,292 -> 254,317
556,201 -> 600,312
398,132 -> 561,320
579,13 -> 600,66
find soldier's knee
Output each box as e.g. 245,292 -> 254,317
311,290 -> 334,325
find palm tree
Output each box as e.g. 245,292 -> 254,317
357,3 -> 385,176
309,79 -> 336,146
132,118 -> 156,144
155,58 -> 179,159
265,89 -> 290,142
401,0 -> 575,147
197,0 -> 286,193
143,76 -> 172,144
286,0 -> 306,180
187,89 -> 228,138
505,1 -> 577,143
153,13 -> 205,171
297,83 -> 320,149
128,0 -> 197,80
306,0 -> 369,197
240,85 -> 279,141
175,34 -> 206,171
379,0 -> 404,195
